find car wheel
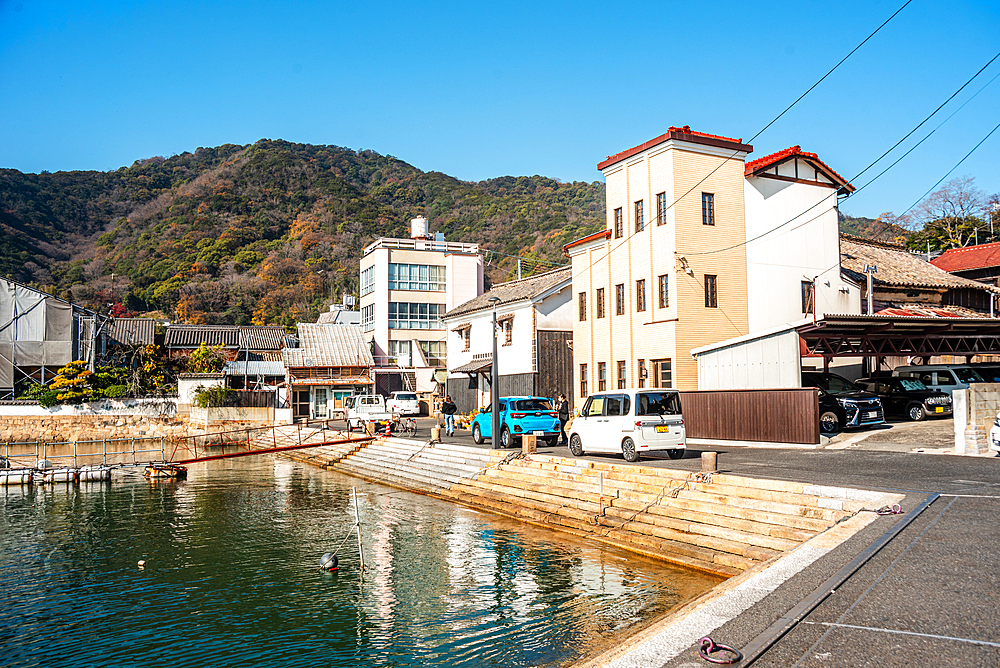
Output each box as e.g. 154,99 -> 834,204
569,434 -> 584,457
472,424 -> 483,445
667,449 -> 684,460
544,437 -> 559,447
500,427 -> 512,449
907,403 -> 926,421
820,411 -> 841,434
622,437 -> 639,463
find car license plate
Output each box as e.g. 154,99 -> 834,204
935,407 -> 943,413
655,425 -> 669,433
532,431 -> 544,436
865,411 -> 877,418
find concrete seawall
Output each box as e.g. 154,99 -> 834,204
285,435 -> 903,579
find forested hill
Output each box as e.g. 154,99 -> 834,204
0,141 -> 606,327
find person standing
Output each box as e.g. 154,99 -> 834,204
441,395 -> 458,437
554,394 -> 570,445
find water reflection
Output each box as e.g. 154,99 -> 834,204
0,457 -> 719,668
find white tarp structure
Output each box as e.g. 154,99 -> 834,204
0,278 -> 76,393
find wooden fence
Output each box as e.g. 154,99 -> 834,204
679,388 -> 819,444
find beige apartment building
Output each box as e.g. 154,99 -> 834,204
565,126 -> 754,398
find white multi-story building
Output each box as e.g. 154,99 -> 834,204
565,126 -> 859,397
359,217 -> 483,395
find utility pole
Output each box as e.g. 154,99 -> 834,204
864,264 -> 878,315
489,296 -> 500,447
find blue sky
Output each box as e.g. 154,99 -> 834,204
2,0 -> 998,219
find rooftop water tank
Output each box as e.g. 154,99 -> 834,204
410,216 -> 430,240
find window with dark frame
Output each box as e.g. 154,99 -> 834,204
705,274 -> 718,308
658,274 -> 669,308
656,192 -> 667,226
615,283 -> 625,315
636,279 -> 646,312
614,207 -> 623,238
578,291 -> 587,321
702,193 -> 715,226
634,200 -> 644,233
638,359 -> 646,388
802,280 -> 815,314
596,287 -> 605,318
652,359 -> 673,388
617,360 -> 626,389
580,363 -> 588,397
501,317 -> 513,346
598,362 -> 607,391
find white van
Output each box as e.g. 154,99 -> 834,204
387,391 -> 420,416
569,388 -> 685,462
891,365 -> 985,395
344,394 -> 393,431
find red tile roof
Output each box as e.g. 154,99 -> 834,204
563,229 -> 611,254
744,145 -> 855,192
930,242 -> 1000,272
597,126 -> 752,171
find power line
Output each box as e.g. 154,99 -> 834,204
896,119 -> 1000,220
681,49 -> 1000,256
571,0 -> 912,276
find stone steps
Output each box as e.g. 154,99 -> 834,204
286,441 -> 901,580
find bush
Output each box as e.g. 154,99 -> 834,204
193,385 -> 237,408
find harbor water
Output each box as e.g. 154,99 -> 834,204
0,456 -> 720,667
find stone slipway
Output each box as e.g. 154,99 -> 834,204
285,434 -> 903,582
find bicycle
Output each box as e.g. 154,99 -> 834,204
393,416 -> 417,438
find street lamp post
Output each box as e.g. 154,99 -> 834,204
488,296 -> 500,447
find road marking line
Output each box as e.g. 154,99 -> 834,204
802,622 -> 1000,648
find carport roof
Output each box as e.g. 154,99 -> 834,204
693,313 -> 1000,359
797,313 -> 1000,358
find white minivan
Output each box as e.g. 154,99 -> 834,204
891,364 -> 985,395
569,388 -> 685,462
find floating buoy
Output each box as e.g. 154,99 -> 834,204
320,553 -> 339,571
144,464 -> 187,480
138,560 -> 146,569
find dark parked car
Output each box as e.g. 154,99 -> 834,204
802,371 -> 885,433
854,377 -> 952,421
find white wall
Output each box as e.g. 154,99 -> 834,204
0,397 -> 179,417
177,376 -> 224,405
696,329 -> 803,390
535,285 -> 573,330
744,177 -> 859,333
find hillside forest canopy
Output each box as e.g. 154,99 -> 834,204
1,140 -> 995,327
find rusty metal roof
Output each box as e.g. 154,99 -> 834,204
283,324 -> 374,368
165,325 -> 240,348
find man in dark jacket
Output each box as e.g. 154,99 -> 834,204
554,394 -> 570,445
441,395 -> 458,436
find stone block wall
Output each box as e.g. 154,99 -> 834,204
0,415 -> 193,444
969,383 -> 1000,433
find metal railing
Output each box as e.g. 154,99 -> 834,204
3,437 -> 166,469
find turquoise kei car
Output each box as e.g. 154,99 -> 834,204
471,396 -> 562,448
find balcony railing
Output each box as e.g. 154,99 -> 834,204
363,237 -> 480,256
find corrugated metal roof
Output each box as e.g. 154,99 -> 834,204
223,360 -> 287,376
165,325 -> 240,348
239,326 -> 287,350
840,235 -> 1000,294
164,325 -> 288,349
107,318 -> 156,346
443,266 -> 572,320
283,324 -> 374,368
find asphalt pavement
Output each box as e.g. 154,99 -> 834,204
396,416 -> 1000,667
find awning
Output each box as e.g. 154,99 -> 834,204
289,377 -> 372,386
450,356 -> 492,374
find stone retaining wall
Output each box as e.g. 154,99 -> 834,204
0,415 -> 193,443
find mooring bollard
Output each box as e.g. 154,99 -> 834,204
701,451 -> 718,473
430,426 -> 441,442
522,434 -> 537,454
